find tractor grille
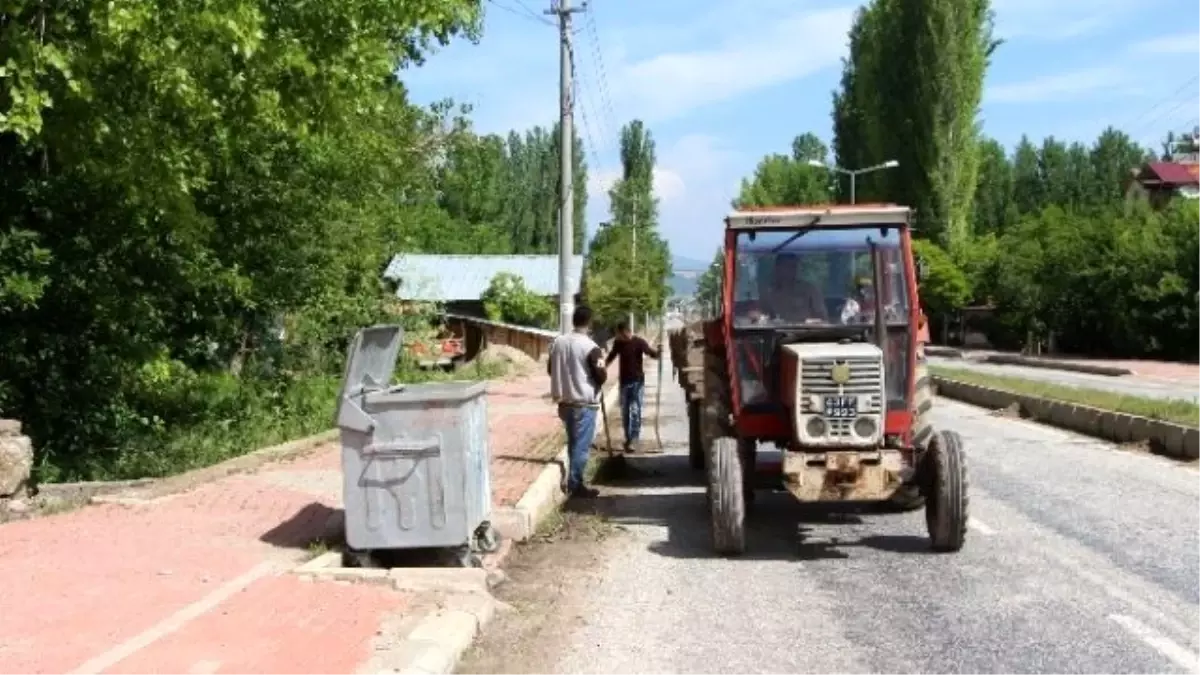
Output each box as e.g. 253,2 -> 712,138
800,356 -> 884,413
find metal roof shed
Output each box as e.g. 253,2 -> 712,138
383,254 -> 586,302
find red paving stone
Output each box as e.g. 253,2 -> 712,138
0,365 -> 597,674
487,363 -> 620,506
104,575 -> 411,675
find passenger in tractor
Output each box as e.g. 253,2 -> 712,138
763,252 -> 828,323
839,276 -> 874,324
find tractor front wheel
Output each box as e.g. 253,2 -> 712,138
924,429 -> 969,552
708,436 -> 746,556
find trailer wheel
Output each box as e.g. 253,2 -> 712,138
925,429 -> 968,552
688,399 -> 705,471
708,436 -> 746,555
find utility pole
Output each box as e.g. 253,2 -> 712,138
548,0 -> 585,333
629,192 -> 638,333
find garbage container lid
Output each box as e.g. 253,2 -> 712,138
337,324 -> 405,401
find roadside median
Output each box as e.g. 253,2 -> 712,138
931,365 -> 1199,460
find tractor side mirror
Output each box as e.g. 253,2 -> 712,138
915,256 -> 927,283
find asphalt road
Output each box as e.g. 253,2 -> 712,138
541,353 -> 1200,674
927,356 -> 1199,403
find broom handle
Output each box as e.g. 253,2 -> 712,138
655,304 -> 666,450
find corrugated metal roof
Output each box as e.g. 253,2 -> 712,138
1145,162 -> 1200,186
384,254 -> 585,301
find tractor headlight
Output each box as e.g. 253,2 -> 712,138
806,417 -> 827,437
853,417 -> 876,437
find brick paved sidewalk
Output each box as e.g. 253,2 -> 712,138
0,363 -> 617,674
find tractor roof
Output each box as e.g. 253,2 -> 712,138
725,204 -> 911,230
738,226 -> 903,253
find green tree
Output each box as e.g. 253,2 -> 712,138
912,240 -> 971,317
694,248 -> 725,316
832,0 -> 999,248
972,137 -> 1014,235
733,133 -> 834,207
585,119 -> 671,324
0,0 -> 485,478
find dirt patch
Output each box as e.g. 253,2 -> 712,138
989,402 -> 1022,419
0,492 -> 82,524
456,508 -> 627,674
479,345 -> 538,378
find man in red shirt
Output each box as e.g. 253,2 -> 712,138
605,321 -> 662,454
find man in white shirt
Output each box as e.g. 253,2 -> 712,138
548,305 -> 608,498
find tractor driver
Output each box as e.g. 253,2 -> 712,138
761,252 -> 829,323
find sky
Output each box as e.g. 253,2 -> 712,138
402,0 -> 1200,264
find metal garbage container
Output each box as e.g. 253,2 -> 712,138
335,324 -> 499,567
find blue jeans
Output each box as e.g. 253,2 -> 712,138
620,380 -> 645,444
558,405 -> 597,492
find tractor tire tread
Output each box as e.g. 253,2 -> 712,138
893,365 -> 935,512
708,436 -> 746,555
925,429 -> 968,552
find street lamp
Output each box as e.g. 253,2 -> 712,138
806,159 -> 899,204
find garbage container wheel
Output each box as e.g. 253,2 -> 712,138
455,546 -> 484,568
473,522 -> 502,554
343,548 -> 381,569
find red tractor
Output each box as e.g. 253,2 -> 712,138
674,204 -> 967,556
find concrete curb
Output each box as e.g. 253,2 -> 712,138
89,429 -> 339,505
925,346 -> 964,358
933,377 -> 1199,459
979,353 -> 1133,377
389,593 -> 498,675
294,551 -> 494,595
492,381 -> 623,543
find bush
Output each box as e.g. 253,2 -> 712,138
480,272 -> 555,328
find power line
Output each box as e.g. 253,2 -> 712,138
582,4 -> 622,150
486,0 -> 555,26
1118,69 -> 1200,138
572,60 -> 605,179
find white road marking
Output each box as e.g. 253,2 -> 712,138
70,561 -> 279,674
1110,614 -> 1200,673
187,660 -> 222,674
968,518 -> 996,535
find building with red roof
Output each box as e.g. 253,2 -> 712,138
1126,161 -> 1200,207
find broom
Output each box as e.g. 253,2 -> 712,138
655,304 -> 666,451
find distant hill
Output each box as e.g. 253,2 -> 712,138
668,254 -> 710,298
672,254 -> 709,272
670,274 -> 699,298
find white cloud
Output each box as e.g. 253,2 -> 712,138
583,134 -> 747,258
986,67 -> 1132,103
991,0 -> 1139,41
586,167 -> 686,205
610,7 -> 855,124
1128,32 -> 1200,55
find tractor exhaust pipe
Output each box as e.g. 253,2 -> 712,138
868,237 -> 889,354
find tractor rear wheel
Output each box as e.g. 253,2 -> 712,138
886,362 -> 935,512
708,436 -> 746,555
924,429 -> 968,552
701,346 -> 733,443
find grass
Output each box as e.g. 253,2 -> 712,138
930,365 -> 1200,428
40,357 -> 511,483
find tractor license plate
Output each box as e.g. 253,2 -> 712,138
823,396 -> 858,418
